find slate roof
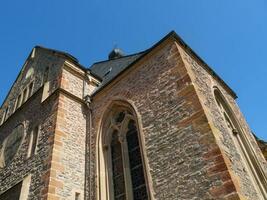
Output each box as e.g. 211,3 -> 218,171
90,52 -> 145,90
89,31 -> 237,99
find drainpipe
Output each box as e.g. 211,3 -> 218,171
84,93 -> 92,200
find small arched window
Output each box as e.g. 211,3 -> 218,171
214,88 -> 267,199
99,104 -> 149,200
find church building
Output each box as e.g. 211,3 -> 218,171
0,31 -> 267,200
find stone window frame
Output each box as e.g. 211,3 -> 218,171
42,67 -> 50,102
14,93 -> 22,112
28,81 -> 34,98
0,174 -> 31,200
19,175 -> 31,200
97,100 -> 152,200
27,124 -> 40,158
0,106 -> 9,125
43,67 -> 49,85
13,80 -> 35,114
72,189 -> 83,200
213,87 -> 267,199
0,122 -> 26,168
22,87 -> 29,104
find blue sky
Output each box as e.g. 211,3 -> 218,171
0,0 -> 267,140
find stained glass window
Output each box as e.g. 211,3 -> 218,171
111,131 -> 126,200
108,110 -> 149,200
126,120 -> 148,200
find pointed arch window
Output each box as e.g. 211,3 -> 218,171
214,88 -> 267,199
100,107 -> 149,200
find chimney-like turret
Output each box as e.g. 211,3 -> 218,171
108,48 -> 124,60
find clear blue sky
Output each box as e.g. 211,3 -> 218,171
0,0 -> 266,140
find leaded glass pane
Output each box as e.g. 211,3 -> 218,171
116,195 -> 126,200
115,112 -> 125,124
111,131 -> 126,200
129,148 -> 142,168
126,129 -> 139,150
133,186 -> 149,200
126,120 -> 148,200
113,175 -> 126,197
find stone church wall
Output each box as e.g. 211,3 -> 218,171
177,44 -> 267,199
45,67 -> 88,200
0,48 -> 64,123
0,47 -> 66,199
0,47 -> 100,199
0,88 -> 59,199
1,37 -> 266,200
90,41 -> 238,199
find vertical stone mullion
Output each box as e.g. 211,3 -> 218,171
106,144 -> 115,200
120,133 -> 134,200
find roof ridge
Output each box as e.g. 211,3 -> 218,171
35,45 -> 79,64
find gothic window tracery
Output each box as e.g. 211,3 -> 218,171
102,108 -> 149,200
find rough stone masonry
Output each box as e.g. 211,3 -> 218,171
0,31 -> 266,200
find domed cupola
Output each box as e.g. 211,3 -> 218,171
108,48 -> 125,60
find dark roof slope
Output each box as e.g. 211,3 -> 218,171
90,31 -> 237,99
90,52 -> 145,89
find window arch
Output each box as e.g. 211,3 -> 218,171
98,102 -> 149,200
213,88 -> 267,199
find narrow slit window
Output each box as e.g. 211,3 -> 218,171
16,94 -> 22,110
28,126 -> 39,157
28,82 -> 34,99
22,88 -> 28,103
